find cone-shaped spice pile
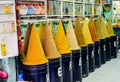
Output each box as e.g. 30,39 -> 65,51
101,17 -> 109,38
89,17 -> 100,42
38,22 -> 44,43
66,20 -> 80,50
95,18 -> 105,39
55,20 -> 71,54
82,18 -> 94,44
50,21 -> 56,38
21,23 -> 31,61
74,18 -> 87,47
106,17 -> 115,36
43,21 -> 61,59
23,23 -> 48,65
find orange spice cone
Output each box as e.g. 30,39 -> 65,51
38,22 -> 44,43
89,17 -> 100,42
95,18 -> 105,39
23,23 -> 48,65
43,21 -> 61,59
82,18 -> 94,44
106,17 -> 115,36
101,17 -> 109,38
66,20 -> 80,50
55,20 -> 71,54
74,18 -> 87,47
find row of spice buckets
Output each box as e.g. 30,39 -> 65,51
18,17 -> 118,82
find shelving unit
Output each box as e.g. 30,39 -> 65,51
18,0 -> 102,21
0,0 -> 18,59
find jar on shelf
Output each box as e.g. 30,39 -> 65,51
34,4 -> 41,15
19,3 -> 28,15
27,4 -> 35,15
40,4 -> 46,15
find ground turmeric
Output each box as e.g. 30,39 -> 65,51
23,23 -> 48,65
55,20 -> 71,54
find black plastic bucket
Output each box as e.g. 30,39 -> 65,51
61,54 -> 72,82
81,46 -> 89,78
49,58 -> 61,82
110,36 -> 117,58
105,37 -> 111,61
22,63 -> 47,82
88,44 -> 95,72
94,41 -> 101,68
72,49 -> 82,82
100,39 -> 106,64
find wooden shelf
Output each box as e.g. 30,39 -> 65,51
0,1 -> 13,4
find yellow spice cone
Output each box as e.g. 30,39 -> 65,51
95,19 -> 105,39
74,18 -> 87,47
89,17 -> 100,42
23,23 -> 48,65
55,20 -> 71,54
50,21 -> 56,38
43,21 -> 61,59
22,23 -> 31,55
101,17 -> 109,38
107,17 -> 115,36
38,22 -> 44,43
82,18 -> 94,44
66,20 -> 80,50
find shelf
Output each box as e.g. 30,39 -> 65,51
0,31 -> 16,35
0,21 -> 14,23
85,14 -> 93,16
85,3 -> 93,5
0,13 -> 14,15
75,15 -> 84,17
62,0 -> 73,3
21,15 -> 46,18
74,1 -> 84,4
63,15 -> 74,17
47,15 -> 61,17
94,14 -> 101,16
0,1 -> 13,4
19,0 -> 45,2
93,3 -> 101,5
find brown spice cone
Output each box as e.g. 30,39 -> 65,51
74,18 -> 87,47
66,20 -> 80,50
95,18 -> 105,39
22,23 -> 31,55
43,21 -> 61,59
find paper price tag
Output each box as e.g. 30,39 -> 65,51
1,39 -> 7,56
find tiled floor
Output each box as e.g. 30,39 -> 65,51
83,53 -> 120,82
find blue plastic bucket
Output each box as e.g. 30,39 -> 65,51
105,37 -> 111,61
88,44 -> 95,72
61,54 -> 72,82
110,36 -> 117,58
100,39 -> 106,64
81,46 -> 89,78
94,41 -> 101,68
22,64 -> 47,82
72,49 -> 82,82
49,58 -> 61,82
